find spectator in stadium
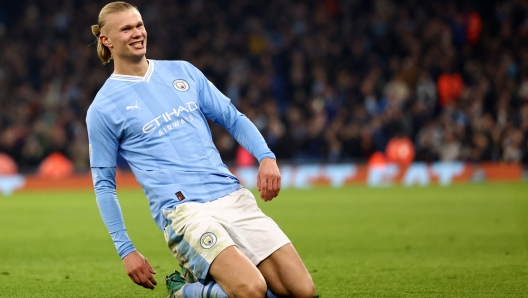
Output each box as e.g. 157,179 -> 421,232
0,0 -> 527,174
86,2 -> 315,298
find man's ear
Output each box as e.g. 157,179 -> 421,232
100,34 -> 112,48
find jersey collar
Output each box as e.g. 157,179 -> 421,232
110,59 -> 155,82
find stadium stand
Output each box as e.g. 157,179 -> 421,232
0,0 -> 527,174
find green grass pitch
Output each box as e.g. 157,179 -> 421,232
0,183 -> 527,297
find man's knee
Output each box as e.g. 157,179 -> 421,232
230,278 -> 267,298
289,280 -> 316,298
301,281 -> 317,298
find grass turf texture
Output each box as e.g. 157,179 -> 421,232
0,183 -> 527,297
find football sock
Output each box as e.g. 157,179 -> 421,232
182,281 -> 227,298
181,281 -> 278,298
266,289 -> 278,298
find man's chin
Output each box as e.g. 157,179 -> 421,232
123,52 -> 147,62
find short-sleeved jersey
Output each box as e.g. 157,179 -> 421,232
86,60 -> 248,230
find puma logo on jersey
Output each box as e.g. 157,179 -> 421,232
126,101 -> 141,110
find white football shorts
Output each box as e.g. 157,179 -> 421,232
163,188 -> 291,283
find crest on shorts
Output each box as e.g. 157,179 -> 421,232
173,79 -> 189,92
200,232 -> 217,249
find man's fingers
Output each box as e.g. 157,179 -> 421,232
257,158 -> 281,201
140,262 -> 156,288
260,181 -> 268,200
137,271 -> 155,289
148,274 -> 157,287
265,175 -> 280,200
144,262 -> 158,286
143,277 -> 155,289
128,273 -> 139,285
145,259 -> 157,275
272,177 -> 280,198
266,176 -> 274,193
122,251 -> 157,289
276,176 -> 281,197
265,177 -> 274,201
128,267 -> 155,289
131,272 -> 148,289
143,268 -> 157,286
141,269 -> 156,288
258,173 -> 281,201
259,175 -> 267,200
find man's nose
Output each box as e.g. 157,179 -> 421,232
131,27 -> 142,37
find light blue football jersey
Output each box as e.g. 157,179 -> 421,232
87,60 -> 274,233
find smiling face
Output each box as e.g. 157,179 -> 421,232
99,9 -> 147,63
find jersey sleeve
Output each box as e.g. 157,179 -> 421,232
86,102 -> 119,167
184,62 -> 231,122
92,167 -> 136,259
87,102 -> 135,258
183,62 -> 276,162
214,103 -> 276,162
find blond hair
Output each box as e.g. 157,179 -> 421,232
91,1 -> 138,64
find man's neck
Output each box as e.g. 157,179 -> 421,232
113,56 -> 149,77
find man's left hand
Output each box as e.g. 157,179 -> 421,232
257,158 -> 281,202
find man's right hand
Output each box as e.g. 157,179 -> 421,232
122,251 -> 157,289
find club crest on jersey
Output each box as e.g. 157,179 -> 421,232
173,79 -> 189,92
200,232 -> 217,249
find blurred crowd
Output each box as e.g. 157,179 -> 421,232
1,0 -> 528,172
